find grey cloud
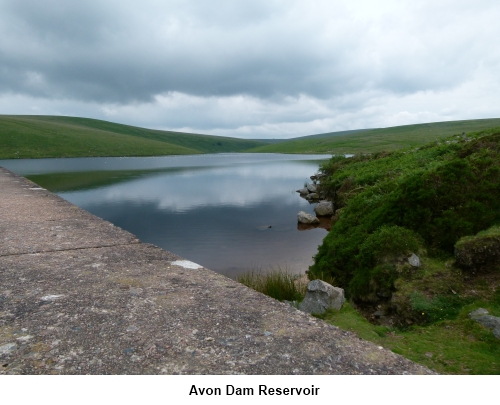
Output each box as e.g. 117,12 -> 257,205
3,0 -> 497,105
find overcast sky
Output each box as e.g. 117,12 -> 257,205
1,0 -> 499,139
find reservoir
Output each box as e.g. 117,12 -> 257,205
0,153 -> 330,277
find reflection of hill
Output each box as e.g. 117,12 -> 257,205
27,167 -> 209,192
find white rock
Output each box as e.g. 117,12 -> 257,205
40,294 -> 65,301
171,260 -> 202,269
408,254 -> 421,267
297,211 -> 320,224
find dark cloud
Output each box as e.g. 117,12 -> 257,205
0,0 -> 499,137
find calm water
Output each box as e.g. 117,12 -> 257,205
1,154 -> 330,277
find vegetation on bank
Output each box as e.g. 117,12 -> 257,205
310,127 -> 500,309
236,268 -> 307,302
237,126 -> 500,374
304,127 -> 500,374
0,115 -> 265,158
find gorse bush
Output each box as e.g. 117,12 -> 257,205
349,226 -> 424,300
310,128 -> 500,304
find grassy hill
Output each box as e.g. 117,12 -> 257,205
0,115 -> 266,159
2,115 -> 500,159
247,119 -> 500,154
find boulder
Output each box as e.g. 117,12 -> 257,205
408,254 -> 421,267
306,183 -> 317,193
297,211 -> 320,225
296,187 -> 309,195
469,308 -> 500,339
314,201 -> 334,216
305,193 -> 319,201
298,280 -> 345,314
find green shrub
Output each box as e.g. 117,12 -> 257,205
310,131 -> 500,302
349,226 -> 423,300
455,225 -> 500,272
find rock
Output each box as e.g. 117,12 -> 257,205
296,188 -> 309,195
373,310 -> 386,317
305,193 -> 319,201
408,254 -> 420,267
306,183 -> 317,193
469,308 -> 489,318
298,280 -> 345,314
297,211 -> 320,225
314,201 -> 334,216
468,308 -> 500,339
473,315 -> 500,330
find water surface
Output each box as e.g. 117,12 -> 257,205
1,154 -> 330,277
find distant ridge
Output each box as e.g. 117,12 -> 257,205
247,118 -> 500,154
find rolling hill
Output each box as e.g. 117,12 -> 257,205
0,115 -> 266,159
247,119 -> 500,154
2,115 -> 500,159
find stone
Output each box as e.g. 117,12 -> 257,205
473,315 -> 500,331
314,201 -> 334,216
468,309 -> 500,340
297,211 -> 320,225
469,308 -> 489,318
171,260 -> 202,269
408,254 -> 420,267
305,193 -> 319,201
306,183 -> 317,193
298,280 -> 345,314
296,188 -> 309,195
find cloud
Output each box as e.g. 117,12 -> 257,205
0,0 -> 499,137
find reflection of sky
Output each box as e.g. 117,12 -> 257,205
3,154 -> 330,276
61,161 -> 318,212
0,153 -> 328,175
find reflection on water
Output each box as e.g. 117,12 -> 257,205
1,154 -> 330,277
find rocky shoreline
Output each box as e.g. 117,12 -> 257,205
296,173 -> 334,230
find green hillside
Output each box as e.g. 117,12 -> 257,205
3,115 -> 500,159
0,115 -> 266,159
248,119 -> 500,154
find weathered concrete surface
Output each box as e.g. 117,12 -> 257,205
0,167 -> 435,374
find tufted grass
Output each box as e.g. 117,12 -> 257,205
236,268 -> 307,302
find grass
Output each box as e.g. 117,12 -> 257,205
247,118 -> 500,154
317,302 -> 500,375
236,268 -> 307,302
0,115 -> 266,159
239,263 -> 500,374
